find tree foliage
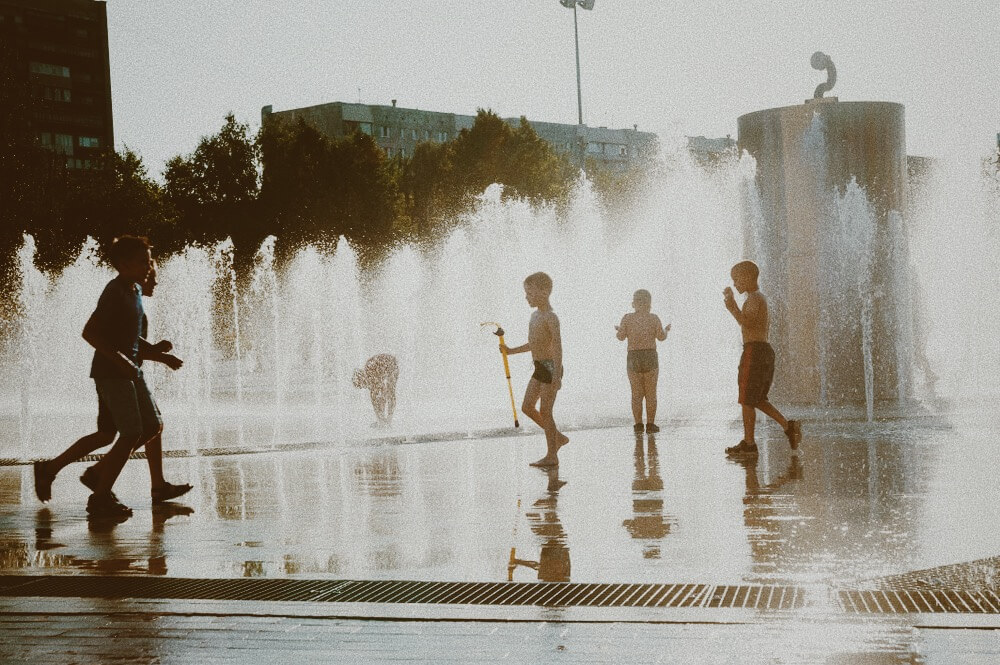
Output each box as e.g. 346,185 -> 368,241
2,106 -> 625,271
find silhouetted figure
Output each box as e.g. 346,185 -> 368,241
616,289 -> 670,433
33,260 -> 191,509
723,261 -> 801,457
499,272 -> 569,467
353,353 -> 399,427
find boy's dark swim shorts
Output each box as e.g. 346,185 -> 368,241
532,359 -> 562,384
626,348 -> 658,374
738,342 -> 774,407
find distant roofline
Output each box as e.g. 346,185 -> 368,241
264,100 -> 655,137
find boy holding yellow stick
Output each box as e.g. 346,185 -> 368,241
500,272 -> 569,468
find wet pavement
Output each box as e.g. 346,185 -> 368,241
2,410 -> 1000,662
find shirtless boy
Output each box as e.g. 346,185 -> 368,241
500,272 -> 569,468
723,261 -> 801,456
353,353 -> 399,427
616,289 -> 670,433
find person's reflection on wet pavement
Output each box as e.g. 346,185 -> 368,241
623,433 -> 673,558
733,446 -> 802,570
508,466 -> 570,582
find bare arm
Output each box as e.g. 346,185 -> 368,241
502,342 -> 530,355
723,287 -> 744,325
615,314 -> 628,341
549,314 -> 563,390
654,315 -> 668,342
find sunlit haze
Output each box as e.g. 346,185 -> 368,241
107,0 -> 999,177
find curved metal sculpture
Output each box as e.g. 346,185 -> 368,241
811,51 -> 837,99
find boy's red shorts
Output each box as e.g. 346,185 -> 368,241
738,342 -> 774,407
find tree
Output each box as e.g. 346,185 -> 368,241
163,113 -> 259,247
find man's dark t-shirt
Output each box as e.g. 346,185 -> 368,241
89,275 -> 144,379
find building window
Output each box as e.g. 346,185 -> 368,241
359,122 -> 372,135
79,136 -> 100,148
43,86 -> 71,102
54,134 -> 73,155
411,129 -> 417,140
586,142 -> 602,154
30,61 -> 70,77
379,126 -> 388,138
423,130 -> 430,140
619,146 -> 627,157
39,132 -> 52,147
386,147 -> 394,157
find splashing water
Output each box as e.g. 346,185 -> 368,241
3,146 -> 998,457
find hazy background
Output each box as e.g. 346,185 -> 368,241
107,1 -> 999,178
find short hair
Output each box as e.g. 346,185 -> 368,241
633,289 -> 651,305
108,235 -> 151,269
524,271 -> 553,295
731,260 -> 759,282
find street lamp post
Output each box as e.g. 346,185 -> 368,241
559,0 -> 594,127
559,0 -> 594,168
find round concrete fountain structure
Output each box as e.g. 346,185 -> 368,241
737,56 -> 914,411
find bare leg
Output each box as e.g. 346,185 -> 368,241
523,380 -> 564,467
90,434 -> 142,494
757,401 -> 788,430
643,369 -> 659,425
627,371 -> 643,425
142,430 -> 166,487
742,405 -> 756,444
369,388 -> 386,425
385,377 -> 397,424
44,431 -> 116,477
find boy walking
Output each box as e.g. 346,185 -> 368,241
723,261 -> 801,456
500,272 -> 569,468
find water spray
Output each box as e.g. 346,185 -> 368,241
480,321 -> 520,428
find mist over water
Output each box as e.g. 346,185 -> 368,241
2,146 -> 998,457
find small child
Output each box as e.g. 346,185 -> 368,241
500,272 -> 569,468
353,353 -> 399,427
616,289 -> 670,433
723,260 -> 801,456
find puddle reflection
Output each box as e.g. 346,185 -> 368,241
622,433 -> 675,558
509,466 -> 570,582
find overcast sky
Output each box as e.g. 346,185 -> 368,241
107,1 -> 999,177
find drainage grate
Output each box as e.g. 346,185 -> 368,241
837,588 -> 1000,614
1,575 -> 997,613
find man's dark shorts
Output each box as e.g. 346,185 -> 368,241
531,359 -> 563,385
96,387 -> 115,433
738,342 -> 774,407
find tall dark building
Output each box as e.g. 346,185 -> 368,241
0,0 -> 113,169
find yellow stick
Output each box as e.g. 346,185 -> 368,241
481,321 -> 520,428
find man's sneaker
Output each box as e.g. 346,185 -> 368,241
33,461 -> 54,503
785,420 -> 802,450
725,440 -> 758,456
86,492 -> 132,519
151,482 -> 193,504
646,423 -> 660,433
633,423 -> 644,433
